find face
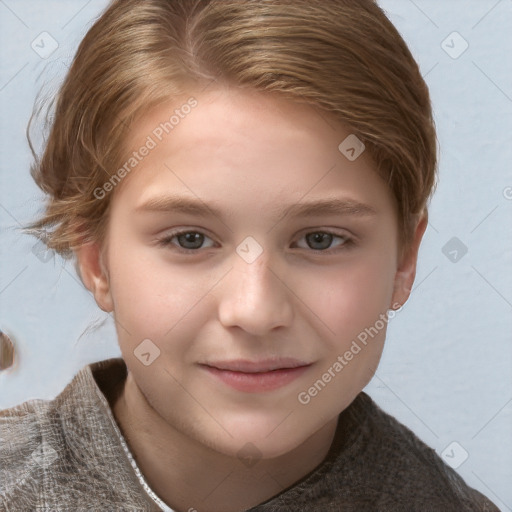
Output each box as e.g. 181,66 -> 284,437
80,85 -> 423,459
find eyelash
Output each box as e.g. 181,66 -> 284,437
156,229 -> 355,255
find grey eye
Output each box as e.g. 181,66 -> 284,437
0,330 -> 15,371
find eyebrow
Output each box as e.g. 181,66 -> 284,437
135,194 -> 378,220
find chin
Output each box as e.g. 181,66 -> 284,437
213,417 -> 314,460
219,435 -> 305,462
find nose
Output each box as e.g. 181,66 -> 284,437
217,248 -> 294,336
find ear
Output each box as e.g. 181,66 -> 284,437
75,242 -> 113,313
390,212 -> 428,309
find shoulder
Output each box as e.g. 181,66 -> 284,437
0,395 -> 56,509
340,392 -> 500,510
0,358 -> 156,510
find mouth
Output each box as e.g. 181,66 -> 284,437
199,358 -> 313,393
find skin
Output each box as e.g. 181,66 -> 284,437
76,85 -> 427,512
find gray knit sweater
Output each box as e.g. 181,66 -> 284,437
0,357 -> 500,511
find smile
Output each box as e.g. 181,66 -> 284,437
199,358 -> 313,392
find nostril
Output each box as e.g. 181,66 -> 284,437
0,330 -> 15,371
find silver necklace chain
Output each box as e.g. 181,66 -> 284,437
116,426 -> 176,512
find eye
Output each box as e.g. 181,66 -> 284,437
294,230 -> 354,252
156,230 -> 216,253
157,229 -> 353,254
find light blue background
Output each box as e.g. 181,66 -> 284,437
0,0 -> 511,509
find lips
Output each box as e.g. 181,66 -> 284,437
204,358 -> 310,373
199,358 -> 312,392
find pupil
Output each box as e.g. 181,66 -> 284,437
308,232 -> 331,250
180,232 -> 203,249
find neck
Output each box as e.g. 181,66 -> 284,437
112,371 -> 339,512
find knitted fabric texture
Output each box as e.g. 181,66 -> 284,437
0,357 -> 499,511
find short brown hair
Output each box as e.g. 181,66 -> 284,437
24,0 -> 438,261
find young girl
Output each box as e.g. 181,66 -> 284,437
0,0 -> 500,510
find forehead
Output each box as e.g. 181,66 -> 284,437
125,86 -> 337,155
111,86 -> 395,219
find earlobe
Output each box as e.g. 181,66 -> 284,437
75,242 -> 113,313
390,213 -> 428,309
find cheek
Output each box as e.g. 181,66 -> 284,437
294,258 -> 395,413
106,247 -> 172,330
299,253 -> 396,344
107,244 -> 215,358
